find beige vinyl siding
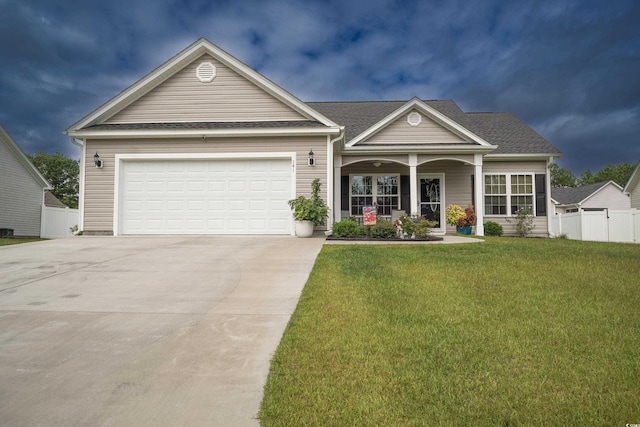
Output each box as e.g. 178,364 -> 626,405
482,161 -> 547,174
83,136 -> 326,233
106,54 -> 308,124
363,110 -> 467,145
0,141 -> 44,236
482,217 -> 548,237
581,184 -> 631,210
631,184 -> 640,209
483,160 -> 548,237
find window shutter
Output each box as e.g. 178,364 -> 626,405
400,175 -> 410,212
535,174 -> 546,216
341,176 -> 349,211
471,174 -> 475,209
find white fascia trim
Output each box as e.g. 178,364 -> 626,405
113,151 -> 297,236
68,126 -> 341,139
346,97 -> 494,148
485,153 -> 561,160
66,38 -> 339,133
344,144 -> 496,154
0,126 -> 52,189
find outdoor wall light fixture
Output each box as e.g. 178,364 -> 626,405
94,152 -> 103,168
308,149 -> 315,166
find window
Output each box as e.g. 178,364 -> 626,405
484,174 -> 535,216
350,175 -> 399,216
510,174 -> 533,214
484,175 -> 506,215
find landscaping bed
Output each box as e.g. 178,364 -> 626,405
326,235 -> 443,242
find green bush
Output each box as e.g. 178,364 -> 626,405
370,219 -> 397,239
398,215 -> 437,237
332,219 -> 363,238
484,221 -> 504,236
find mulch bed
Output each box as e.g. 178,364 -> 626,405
326,235 -> 444,242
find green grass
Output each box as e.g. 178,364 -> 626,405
0,237 -> 46,246
259,238 -> 640,426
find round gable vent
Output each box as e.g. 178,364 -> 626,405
196,62 -> 216,82
407,112 -> 422,126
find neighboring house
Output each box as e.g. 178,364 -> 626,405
0,125 -> 52,237
623,161 -> 640,209
551,181 -> 630,214
65,38 -> 561,237
45,191 -> 67,208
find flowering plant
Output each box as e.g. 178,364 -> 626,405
446,204 -> 476,227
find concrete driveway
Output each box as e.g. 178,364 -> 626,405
0,235 -> 325,426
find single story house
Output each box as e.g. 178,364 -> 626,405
551,181 -> 630,214
65,38 -> 561,237
0,125 -> 52,237
623,161 -> 640,209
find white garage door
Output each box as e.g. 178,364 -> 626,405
119,158 -> 292,235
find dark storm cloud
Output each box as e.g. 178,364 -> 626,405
0,0 -> 638,175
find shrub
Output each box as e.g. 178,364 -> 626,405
484,221 -> 503,236
332,219 -> 363,238
397,215 -> 437,238
507,208 -> 536,237
370,219 -> 397,239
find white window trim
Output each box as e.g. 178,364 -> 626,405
349,173 -> 401,217
483,173 -> 536,217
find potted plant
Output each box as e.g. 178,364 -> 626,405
288,178 -> 329,237
446,204 -> 476,235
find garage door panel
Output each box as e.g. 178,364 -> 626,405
120,158 -> 292,235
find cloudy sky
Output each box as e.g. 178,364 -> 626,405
1,0 -> 638,175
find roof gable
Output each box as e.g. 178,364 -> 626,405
66,38 -> 338,134
342,98 -> 494,148
0,125 -> 51,189
551,181 -> 621,205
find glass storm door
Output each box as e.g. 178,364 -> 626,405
419,176 -> 443,230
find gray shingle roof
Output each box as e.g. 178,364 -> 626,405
465,112 -> 561,154
85,121 -> 324,130
551,181 -> 611,205
308,99 -> 561,155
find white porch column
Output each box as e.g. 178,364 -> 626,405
474,154 -> 485,236
333,154 -> 342,224
409,154 -> 418,215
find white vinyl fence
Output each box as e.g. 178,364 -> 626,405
40,206 -> 79,238
550,209 -> 639,243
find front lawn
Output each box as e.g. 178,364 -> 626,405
0,238 -> 46,246
260,238 -> 640,426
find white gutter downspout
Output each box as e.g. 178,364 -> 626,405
70,137 -> 85,232
327,127 -> 345,229
547,156 -> 555,237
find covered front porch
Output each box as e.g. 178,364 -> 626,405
333,153 -> 486,236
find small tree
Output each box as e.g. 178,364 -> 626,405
27,151 -> 79,208
549,163 -> 576,187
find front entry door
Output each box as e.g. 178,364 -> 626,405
419,175 -> 444,233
